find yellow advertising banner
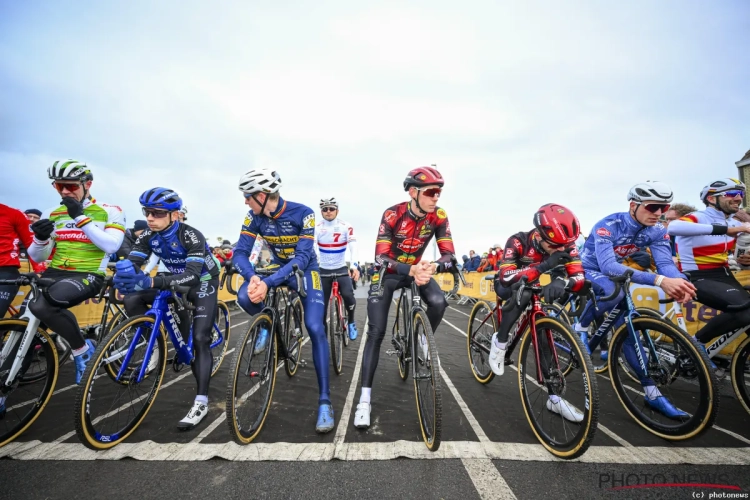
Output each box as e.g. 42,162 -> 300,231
9,261 -> 239,327
438,270 -> 750,355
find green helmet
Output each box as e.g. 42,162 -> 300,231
48,160 -> 93,182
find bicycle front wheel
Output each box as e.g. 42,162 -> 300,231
210,301 -> 232,377
731,335 -> 750,416
412,309 -> 442,451
395,294 -> 410,381
226,313 -> 278,444
518,316 -> 599,459
75,315 -> 168,449
467,300 -> 496,384
0,320 -> 58,447
328,295 -> 344,375
608,317 -> 718,440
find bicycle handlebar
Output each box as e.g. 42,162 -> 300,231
220,262 -> 238,296
0,273 -> 56,289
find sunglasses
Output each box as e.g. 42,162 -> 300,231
721,190 -> 745,199
321,207 -> 337,213
142,207 -> 171,218
52,181 -> 82,192
642,203 -> 671,214
417,187 -> 442,198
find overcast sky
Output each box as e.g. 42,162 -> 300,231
2,1 -> 749,262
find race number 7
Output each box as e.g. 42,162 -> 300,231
333,233 -> 342,242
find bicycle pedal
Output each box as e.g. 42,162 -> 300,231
386,349 -> 398,356
298,359 -> 308,367
504,358 -> 514,366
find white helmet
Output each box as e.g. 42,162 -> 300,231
700,178 -> 746,204
627,181 -> 673,204
320,197 -> 338,209
238,169 -> 282,194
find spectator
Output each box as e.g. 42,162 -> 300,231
660,202 -> 696,258
24,209 -> 42,223
461,255 -> 469,271
220,239 -> 234,261
477,252 -> 493,272
116,220 -> 148,260
487,243 -> 502,270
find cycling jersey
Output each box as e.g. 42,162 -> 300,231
0,204 -> 34,268
128,222 -> 220,287
314,217 -> 357,270
374,202 -> 455,274
668,206 -> 741,271
234,197 -> 319,287
580,211 -> 685,285
497,229 -> 585,291
28,198 -> 125,275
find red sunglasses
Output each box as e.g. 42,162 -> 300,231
642,203 -> 671,214
417,187 -> 442,198
52,181 -> 82,192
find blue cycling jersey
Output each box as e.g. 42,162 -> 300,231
233,197 -> 319,288
580,212 -> 685,285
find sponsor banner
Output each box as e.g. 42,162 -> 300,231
438,270 -> 750,355
10,261 -> 238,326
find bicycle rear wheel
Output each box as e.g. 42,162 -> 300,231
608,317 -> 718,440
731,335 -> 750,416
284,296 -> 304,378
210,301 -> 232,377
412,309 -> 442,451
517,316 -> 599,459
467,300 -> 496,384
328,295 -> 344,375
75,315 -> 168,449
0,320 -> 58,447
226,313 -> 277,444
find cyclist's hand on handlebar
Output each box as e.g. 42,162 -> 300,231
248,276 -> 268,304
542,278 -> 567,303
660,277 -> 696,303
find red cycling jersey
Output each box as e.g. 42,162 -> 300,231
374,202 -> 455,275
0,203 -> 35,268
497,229 -> 585,291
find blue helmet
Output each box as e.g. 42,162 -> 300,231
139,187 -> 183,211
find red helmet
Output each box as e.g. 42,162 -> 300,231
533,203 -> 580,246
403,166 -> 444,191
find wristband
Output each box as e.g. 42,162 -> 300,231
654,275 -> 665,287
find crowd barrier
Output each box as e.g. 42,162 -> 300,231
437,270 -> 750,356
9,261 -> 241,327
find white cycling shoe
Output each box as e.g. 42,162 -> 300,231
546,397 -> 584,423
354,403 -> 371,429
489,333 -> 506,376
177,400 -> 208,431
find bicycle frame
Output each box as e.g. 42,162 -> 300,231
112,290 -> 224,384
0,298 -> 43,387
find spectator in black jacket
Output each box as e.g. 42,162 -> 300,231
116,220 -> 148,260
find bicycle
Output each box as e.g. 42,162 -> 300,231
466,275 -> 599,459
225,265 -> 306,444
74,280 -> 231,449
384,260 -> 466,451
319,271 -> 351,376
0,274 -> 61,447
567,269 -> 719,440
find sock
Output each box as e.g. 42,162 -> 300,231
549,395 -> 561,404
644,385 -> 661,400
72,343 -> 90,357
493,336 -> 507,350
360,387 -> 371,405
195,395 -> 208,405
573,322 -> 587,333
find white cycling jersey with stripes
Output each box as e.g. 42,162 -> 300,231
314,217 -> 358,270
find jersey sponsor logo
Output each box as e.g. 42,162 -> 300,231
436,208 -> 447,220
401,221 -> 408,229
396,254 -> 417,264
379,224 -> 385,234
55,232 -> 92,243
303,213 -> 315,229
102,203 -> 123,211
184,229 -> 199,245
596,227 -> 611,237
244,214 -> 253,226
384,210 -> 397,223
505,248 -> 514,259
311,270 -> 322,291
613,244 -> 637,258
265,234 -> 299,244
397,238 -> 423,253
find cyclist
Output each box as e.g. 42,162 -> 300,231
488,204 -> 586,421
314,197 -> 360,340
354,166 -> 456,429
144,204 -> 188,273
575,181 -> 697,419
113,188 -> 220,430
27,160 -> 125,384
0,204 -> 35,317
667,178 -> 750,367
232,169 -> 334,434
